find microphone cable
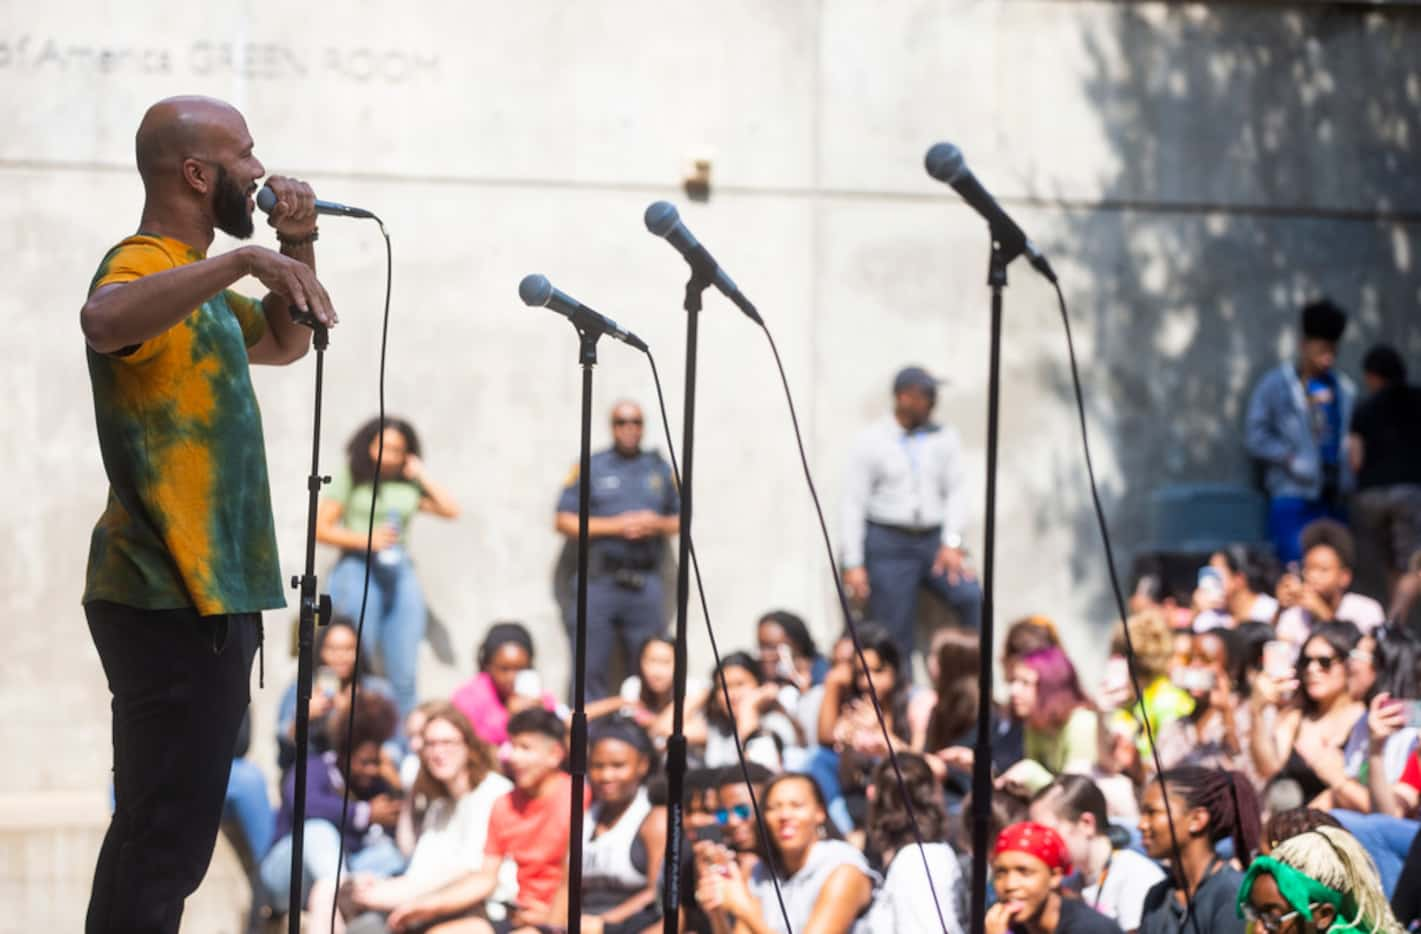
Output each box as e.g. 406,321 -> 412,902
755,323 -> 952,934
323,215 -> 393,932
643,349 -> 795,934
1050,280 -> 1202,934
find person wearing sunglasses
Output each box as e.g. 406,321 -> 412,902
695,773 -> 878,934
1250,623 -> 1369,811
711,762 -> 775,877
554,399 -> 679,701
1238,825 -> 1404,933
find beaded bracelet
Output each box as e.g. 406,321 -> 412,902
277,228 -> 320,248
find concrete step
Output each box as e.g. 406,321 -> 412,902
0,792 -> 260,933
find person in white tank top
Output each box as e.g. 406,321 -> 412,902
549,717 -> 667,934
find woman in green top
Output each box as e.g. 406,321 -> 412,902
1007,645 -> 1100,777
1239,824 -> 1403,933
317,417 -> 460,723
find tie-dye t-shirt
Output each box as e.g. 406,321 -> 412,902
83,234 -> 286,616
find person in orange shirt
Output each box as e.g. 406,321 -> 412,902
78,95 -> 336,934
388,709 -> 585,933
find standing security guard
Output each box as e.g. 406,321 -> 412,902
840,366 -> 982,668
556,400 -> 680,700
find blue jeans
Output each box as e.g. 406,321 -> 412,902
224,757 -> 275,859
1269,496 -> 1345,566
864,523 -> 983,668
259,819 -> 406,910
1331,810 -> 1417,896
328,553 -> 426,723
806,745 -> 854,835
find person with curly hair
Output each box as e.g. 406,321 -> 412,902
317,416 -> 460,723
1101,610 -> 1195,772
862,753 -> 965,933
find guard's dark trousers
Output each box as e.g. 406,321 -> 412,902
85,600 -> 259,934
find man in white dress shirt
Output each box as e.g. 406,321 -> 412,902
841,366 -> 981,667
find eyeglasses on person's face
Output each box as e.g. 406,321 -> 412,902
423,737 -> 466,751
716,803 -> 752,824
1241,904 -> 1303,932
613,417 -> 643,427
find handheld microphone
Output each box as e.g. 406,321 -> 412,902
643,202 -> 762,324
255,186 -> 375,220
518,274 -> 649,353
924,143 -> 1057,283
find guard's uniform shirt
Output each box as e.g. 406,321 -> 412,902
557,448 -> 679,572
556,446 -> 678,701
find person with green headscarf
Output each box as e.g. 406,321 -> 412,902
1237,825 -> 1404,933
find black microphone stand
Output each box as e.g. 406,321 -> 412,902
287,316 -> 334,933
661,265 -> 713,934
969,231 -> 1020,934
566,323 -> 602,934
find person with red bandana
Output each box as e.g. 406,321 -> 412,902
988,821 -> 1123,934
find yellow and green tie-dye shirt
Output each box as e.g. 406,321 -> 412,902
83,234 -> 286,616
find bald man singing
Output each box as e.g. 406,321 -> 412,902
78,96 -> 337,933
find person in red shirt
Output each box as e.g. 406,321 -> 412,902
387,709 -> 585,933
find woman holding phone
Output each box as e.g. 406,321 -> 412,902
1250,622 -> 1369,811
1154,629 -> 1256,780
450,622 -> 561,755
275,615 -> 396,771
316,416 -> 461,723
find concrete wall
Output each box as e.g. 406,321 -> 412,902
3,0 -> 1420,831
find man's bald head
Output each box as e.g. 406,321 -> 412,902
610,399 -> 645,456
134,95 -> 265,241
135,96 -> 248,185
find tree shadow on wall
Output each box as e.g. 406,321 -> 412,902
1045,3 -> 1421,611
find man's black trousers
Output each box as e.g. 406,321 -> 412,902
84,600 -> 259,934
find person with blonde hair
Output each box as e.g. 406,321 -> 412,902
1237,825 -> 1404,933
1102,610 -> 1194,770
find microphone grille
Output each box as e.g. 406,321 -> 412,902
517,274 -> 553,307
643,201 -> 680,238
255,186 -> 278,215
924,142 -> 967,184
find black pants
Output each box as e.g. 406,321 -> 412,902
85,600 -> 259,934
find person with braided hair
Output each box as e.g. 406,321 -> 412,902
1137,767 -> 1261,933
1238,825 -> 1405,933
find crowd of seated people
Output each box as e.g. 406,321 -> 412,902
215,513 -> 1421,934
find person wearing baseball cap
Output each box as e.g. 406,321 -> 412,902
989,822 -> 1123,934
840,365 -> 982,669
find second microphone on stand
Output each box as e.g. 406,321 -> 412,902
518,274 -> 649,352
